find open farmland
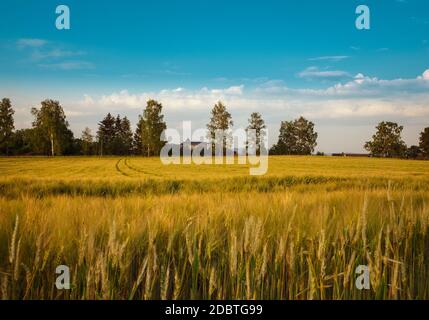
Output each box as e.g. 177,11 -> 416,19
0,156 -> 429,299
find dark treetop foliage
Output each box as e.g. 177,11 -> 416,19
207,101 -> 233,154
81,127 -> 94,156
114,115 -> 133,155
420,127 -> 429,158
270,116 -> 318,155
0,98 -> 15,155
364,121 -> 407,158
406,145 -> 422,159
246,112 -> 266,155
97,113 -> 116,156
31,99 -> 74,156
134,99 -> 167,157
97,114 -> 134,156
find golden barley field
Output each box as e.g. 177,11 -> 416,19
0,156 -> 429,300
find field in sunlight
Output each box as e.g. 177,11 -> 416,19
0,156 -> 428,299
1,156 -> 429,180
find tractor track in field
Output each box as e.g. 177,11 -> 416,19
114,158 -> 163,178
115,158 -> 132,177
123,158 -> 163,177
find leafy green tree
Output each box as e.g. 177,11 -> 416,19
9,129 -> 36,155
97,113 -> 116,155
207,101 -> 233,154
364,121 -> 407,158
134,99 -> 167,156
246,112 -> 266,155
419,127 -> 429,158
0,98 -> 15,155
406,145 -> 422,159
81,127 -> 94,155
247,113 -> 265,134
71,138 -> 83,155
270,116 -> 317,155
31,99 -> 74,156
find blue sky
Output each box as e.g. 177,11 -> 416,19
1,0 -> 428,152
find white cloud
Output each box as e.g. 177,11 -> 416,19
323,70 -> 429,97
259,70 -> 429,119
15,38 -> 92,70
80,86 -> 246,110
38,61 -> 94,70
97,90 -> 149,108
419,69 -> 429,80
298,67 -> 350,80
81,94 -> 95,105
74,70 -> 429,123
308,55 -> 349,62
211,85 -> 244,95
17,38 -> 47,48
301,99 -> 429,119
31,49 -> 86,60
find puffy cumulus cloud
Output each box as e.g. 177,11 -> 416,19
75,70 -> 429,122
79,86 -> 248,111
418,69 -> 429,80
270,70 -> 429,119
300,98 -> 429,119
322,70 -> 429,97
98,90 -> 149,108
210,85 -> 244,95
258,69 -> 429,99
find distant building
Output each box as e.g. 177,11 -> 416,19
331,153 -> 370,157
180,139 -> 205,149
180,139 -> 207,156
180,139 -> 238,156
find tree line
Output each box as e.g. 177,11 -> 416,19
0,97 -> 428,158
0,98 -> 168,157
364,121 -> 429,159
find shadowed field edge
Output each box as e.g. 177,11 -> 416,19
1,176 -> 429,198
